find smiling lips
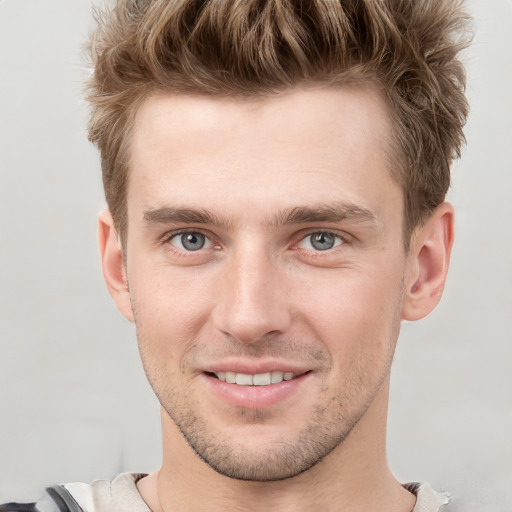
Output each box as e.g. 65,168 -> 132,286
204,369 -> 310,409
213,371 -> 300,386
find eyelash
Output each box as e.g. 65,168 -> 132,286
160,229 -> 349,255
295,230 -> 347,251
161,229 -> 217,249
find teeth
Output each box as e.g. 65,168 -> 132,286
271,371 -> 284,383
235,373 -> 253,385
253,373 -> 271,386
214,371 -> 299,386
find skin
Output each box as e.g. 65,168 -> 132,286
99,86 -> 454,512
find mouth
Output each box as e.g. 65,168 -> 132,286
203,369 -> 312,409
206,370 -> 308,386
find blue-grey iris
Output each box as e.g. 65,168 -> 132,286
310,233 -> 336,251
181,232 -> 206,251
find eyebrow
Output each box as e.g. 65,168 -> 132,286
142,203 -> 377,228
272,204 -> 377,227
143,207 -> 233,228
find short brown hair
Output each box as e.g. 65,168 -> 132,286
86,0 -> 471,247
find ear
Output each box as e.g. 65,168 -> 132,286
401,202 -> 455,321
98,210 -> 134,322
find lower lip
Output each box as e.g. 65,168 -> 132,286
202,372 -> 311,409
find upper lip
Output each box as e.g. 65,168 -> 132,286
203,360 -> 312,375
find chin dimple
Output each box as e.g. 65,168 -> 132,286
213,371 -> 298,386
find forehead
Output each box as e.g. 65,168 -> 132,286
131,86 -> 392,160
128,86 -> 400,224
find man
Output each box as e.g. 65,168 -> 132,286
1,0 -> 471,511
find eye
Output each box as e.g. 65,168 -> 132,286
298,232 -> 344,251
169,232 -> 213,251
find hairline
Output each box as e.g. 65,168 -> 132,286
116,83 -> 423,254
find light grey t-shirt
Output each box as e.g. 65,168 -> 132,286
62,473 -> 452,512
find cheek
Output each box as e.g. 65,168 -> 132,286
297,264 -> 404,356
299,262 -> 403,318
129,263 -> 217,349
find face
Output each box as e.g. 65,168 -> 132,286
122,87 -> 408,481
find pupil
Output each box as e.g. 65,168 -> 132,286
311,233 -> 335,250
182,233 -> 205,251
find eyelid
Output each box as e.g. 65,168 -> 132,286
157,227 -> 351,253
295,229 -> 350,246
160,228 -> 218,249
297,232 -> 342,251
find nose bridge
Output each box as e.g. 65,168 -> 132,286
214,242 -> 291,343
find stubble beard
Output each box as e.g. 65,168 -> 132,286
133,288 -> 403,482
160,388 -> 361,481
138,343 -> 394,482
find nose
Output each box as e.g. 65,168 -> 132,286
213,248 -> 292,344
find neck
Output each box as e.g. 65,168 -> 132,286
138,379 -> 415,512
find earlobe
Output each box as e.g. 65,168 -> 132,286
98,210 -> 134,322
401,202 -> 455,321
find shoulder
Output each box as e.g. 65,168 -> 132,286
406,482 -> 453,512
64,473 -> 149,512
1,473 -> 149,512
0,485 -> 82,512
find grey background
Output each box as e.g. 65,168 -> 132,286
0,0 -> 511,508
